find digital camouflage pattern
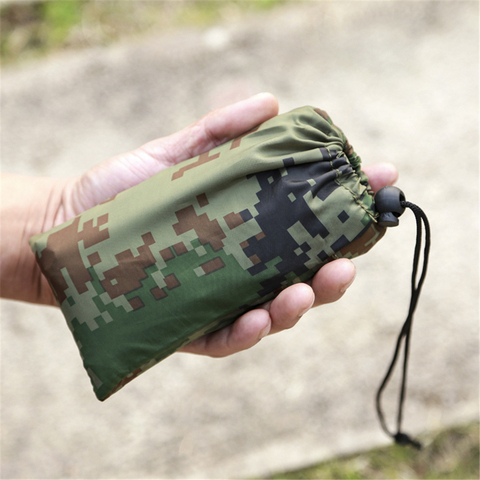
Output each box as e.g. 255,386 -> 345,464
30,106 -> 386,400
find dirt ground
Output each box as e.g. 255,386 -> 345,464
1,2 -> 478,479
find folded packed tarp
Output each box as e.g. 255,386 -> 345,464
30,106 -> 386,400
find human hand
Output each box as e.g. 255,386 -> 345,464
0,93 -> 280,306
0,93 -> 397,358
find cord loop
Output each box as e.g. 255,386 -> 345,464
374,191 -> 431,448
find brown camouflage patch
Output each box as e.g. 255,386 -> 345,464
129,297 -> 145,310
151,286 -> 167,301
87,252 -> 102,266
338,223 -> 386,258
79,215 -> 110,248
196,193 -> 209,207
173,205 -> 225,251
200,257 -> 225,274
224,212 -> 244,229
160,247 -> 174,262
164,273 -> 180,290
101,233 -> 156,299
35,215 -> 110,303
172,150 -> 220,180
173,242 -> 188,255
249,254 -> 261,265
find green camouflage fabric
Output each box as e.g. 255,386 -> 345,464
30,106 -> 386,400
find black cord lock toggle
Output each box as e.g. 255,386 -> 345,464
375,186 -> 406,227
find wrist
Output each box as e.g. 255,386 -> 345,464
0,173 -> 67,304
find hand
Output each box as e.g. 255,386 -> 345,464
0,93 -> 280,305
0,93 -> 398,358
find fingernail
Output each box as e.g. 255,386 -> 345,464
340,274 -> 356,294
298,294 -> 315,318
258,324 -> 271,340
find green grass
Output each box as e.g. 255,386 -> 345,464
1,0 -> 286,64
266,422 -> 479,480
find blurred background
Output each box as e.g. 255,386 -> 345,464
1,1 -> 478,478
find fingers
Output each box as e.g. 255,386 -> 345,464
265,283 -> 315,334
197,92 -> 280,153
144,92 -> 279,167
266,259 -> 356,330
178,283 -> 314,357
180,259 -> 357,357
179,308 -> 271,358
72,93 -> 279,213
362,162 -> 398,193
310,258 -> 356,307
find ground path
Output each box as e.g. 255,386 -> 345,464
1,2 -> 478,478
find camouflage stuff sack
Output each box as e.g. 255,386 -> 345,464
30,106 -> 386,400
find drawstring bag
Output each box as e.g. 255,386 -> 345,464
29,106 -> 430,446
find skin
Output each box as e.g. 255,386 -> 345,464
0,93 -> 398,358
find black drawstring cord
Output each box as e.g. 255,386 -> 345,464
375,200 -> 431,450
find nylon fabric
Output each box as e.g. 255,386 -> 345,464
30,106 -> 386,400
